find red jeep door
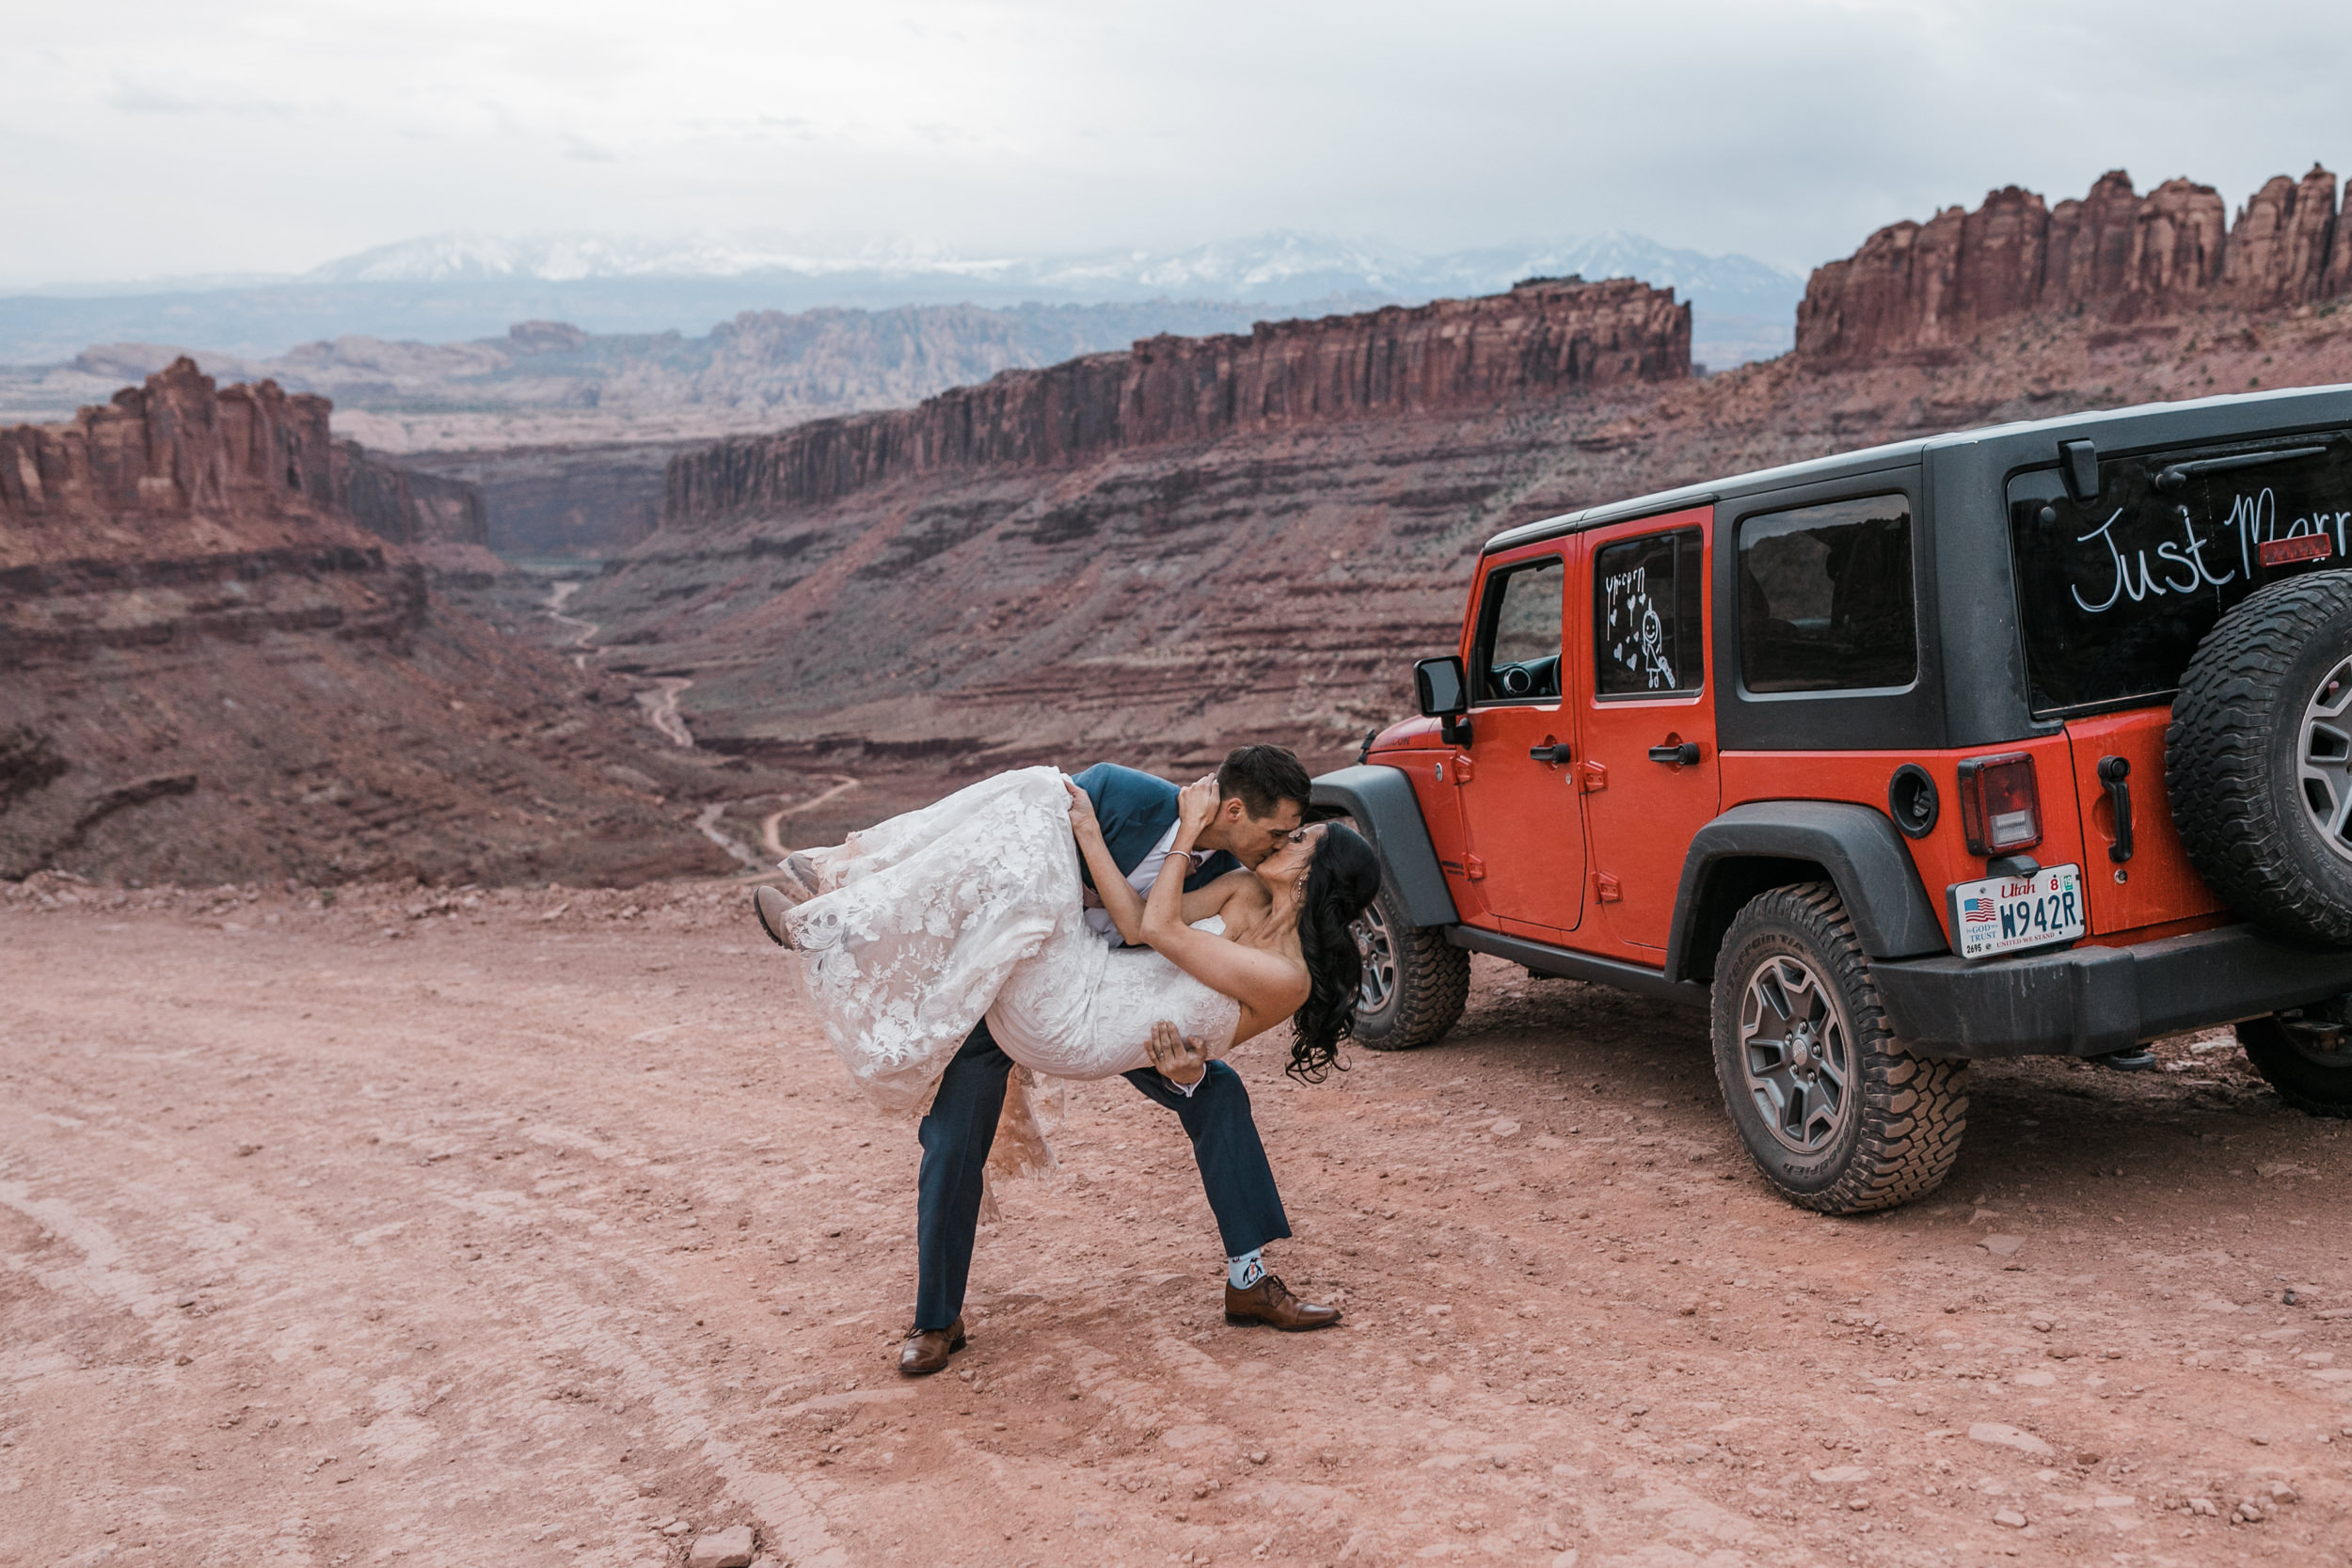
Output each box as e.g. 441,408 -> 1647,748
1577,510 -> 1719,953
1456,545 -> 1587,939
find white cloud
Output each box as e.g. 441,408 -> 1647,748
2,0 -> 2345,289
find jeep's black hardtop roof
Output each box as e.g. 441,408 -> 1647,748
1484,381 -> 2352,555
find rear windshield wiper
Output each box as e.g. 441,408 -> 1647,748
2153,444 -> 2330,492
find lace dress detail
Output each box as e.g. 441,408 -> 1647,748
783,766 -> 1243,1115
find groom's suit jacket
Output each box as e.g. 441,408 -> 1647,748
1070,763 -> 1242,893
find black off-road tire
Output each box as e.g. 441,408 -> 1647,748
1710,883 -> 1969,1213
2169,571 -> 2352,947
1349,875 -> 1469,1052
2236,1013 -> 2352,1117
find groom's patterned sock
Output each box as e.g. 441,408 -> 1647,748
1227,1248 -> 1265,1290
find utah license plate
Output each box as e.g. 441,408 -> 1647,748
1948,864 -> 2086,960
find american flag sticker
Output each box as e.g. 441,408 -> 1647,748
1963,895 -> 1998,925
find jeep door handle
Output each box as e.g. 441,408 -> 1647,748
1527,743 -> 1572,764
1648,742 -> 1701,766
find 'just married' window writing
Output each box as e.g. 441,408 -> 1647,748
2007,436 -> 2352,715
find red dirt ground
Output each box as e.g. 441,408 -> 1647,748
4,877 -> 2348,1568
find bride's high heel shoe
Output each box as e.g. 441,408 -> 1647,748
752,886 -> 842,951
753,885 -> 797,948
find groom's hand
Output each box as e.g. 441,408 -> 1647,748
1146,1021 -> 1209,1087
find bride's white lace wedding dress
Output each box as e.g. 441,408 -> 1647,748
779,766 -> 1244,1116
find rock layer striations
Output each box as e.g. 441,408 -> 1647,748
1798,166 -> 2346,360
666,278 -> 1691,524
0,356 -> 486,567
577,210 -> 2352,795
0,359 -> 745,885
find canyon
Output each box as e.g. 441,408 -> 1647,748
9,163 -> 2352,886
567,166 -> 2352,811
0,301 -> 1317,455
0,358 -> 767,886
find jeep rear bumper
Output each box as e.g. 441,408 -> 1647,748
1871,924 -> 2352,1058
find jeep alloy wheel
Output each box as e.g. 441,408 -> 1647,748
1711,883 -> 1969,1213
1350,874 -> 1470,1052
2296,653 -> 2352,863
1355,897 -> 1398,1016
1736,953 -> 1854,1156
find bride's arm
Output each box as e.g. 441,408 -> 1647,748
1071,782 -> 1248,941
1140,781 -> 1310,1019
1067,781 -> 1149,942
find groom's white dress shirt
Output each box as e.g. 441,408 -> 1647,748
1083,820 -> 1207,940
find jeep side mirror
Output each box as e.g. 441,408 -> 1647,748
1414,657 -> 1472,745
1415,657 -> 1468,717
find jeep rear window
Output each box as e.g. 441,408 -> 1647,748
1472,557 -> 1564,703
2007,435 -> 2352,715
1737,494 -> 1917,693
1595,529 -> 1704,696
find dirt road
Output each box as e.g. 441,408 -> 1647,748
4,877 -> 2349,1568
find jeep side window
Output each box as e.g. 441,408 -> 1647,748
1471,557 -> 1564,704
1737,494 -> 1917,693
1595,529 -> 1704,696
2007,434 -> 2352,715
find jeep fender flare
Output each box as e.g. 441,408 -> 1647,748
1310,764 -> 1460,929
1666,800 -> 1947,983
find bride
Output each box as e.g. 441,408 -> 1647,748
758,765 -> 1384,1114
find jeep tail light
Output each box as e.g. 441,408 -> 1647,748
1956,752 -> 2042,856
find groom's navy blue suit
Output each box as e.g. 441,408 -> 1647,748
912,764 -> 1292,1333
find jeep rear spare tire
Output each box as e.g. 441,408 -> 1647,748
1711,883 -> 1968,1213
1350,875 -> 1469,1051
2169,570 -> 2352,947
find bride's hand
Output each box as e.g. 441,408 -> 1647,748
1065,779 -> 1105,843
1174,776 -> 1219,841
1145,1020 -> 1209,1086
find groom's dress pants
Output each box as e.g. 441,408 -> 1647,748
913,1020 -> 1292,1333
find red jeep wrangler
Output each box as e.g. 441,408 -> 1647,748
1316,386 -> 2352,1212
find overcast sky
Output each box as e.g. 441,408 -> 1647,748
5,0 -> 2347,289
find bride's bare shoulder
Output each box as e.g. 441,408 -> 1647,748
1209,870 -> 1271,933
1216,867 -> 1267,904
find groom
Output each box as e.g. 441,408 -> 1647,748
898,743 -> 1343,1374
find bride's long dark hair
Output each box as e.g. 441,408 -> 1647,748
1288,823 -> 1384,1083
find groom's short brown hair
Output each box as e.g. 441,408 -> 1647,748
1217,744 -> 1312,819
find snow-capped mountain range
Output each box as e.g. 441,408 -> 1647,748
0,230 -> 1803,368
298,228 -> 1804,318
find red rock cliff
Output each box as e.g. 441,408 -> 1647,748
665,278 -> 1690,525
1797,165 -> 2344,360
0,356 -> 485,567
0,356 -> 348,566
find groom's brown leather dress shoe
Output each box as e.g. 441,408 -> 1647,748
898,1318 -> 966,1375
1224,1275 -> 1342,1331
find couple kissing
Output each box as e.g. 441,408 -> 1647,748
754,746 -> 1381,1374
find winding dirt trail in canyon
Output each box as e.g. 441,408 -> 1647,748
5,881 -> 2348,1568
638,680 -> 697,752
545,579 -> 602,672
542,581 -> 698,751
538,578 -> 860,874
